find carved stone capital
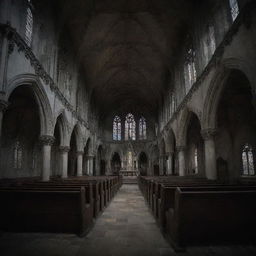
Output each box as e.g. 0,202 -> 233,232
77,151 -> 84,156
176,146 -> 186,152
0,100 -> 8,112
59,146 -> 70,153
201,129 -> 217,140
39,135 -> 55,146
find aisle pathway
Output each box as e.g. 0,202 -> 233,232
78,184 -> 173,256
1,184 -> 256,256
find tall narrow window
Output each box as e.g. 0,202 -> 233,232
184,45 -> 197,94
139,117 -> 147,140
242,144 -> 255,176
25,3 -> 33,46
14,141 -> 22,169
194,147 -> 198,174
170,92 -> 176,116
113,116 -> 121,141
229,0 -> 239,21
125,113 -> 136,141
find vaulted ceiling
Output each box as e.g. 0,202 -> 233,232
55,0 -> 195,117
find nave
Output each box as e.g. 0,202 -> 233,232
1,184 -> 256,256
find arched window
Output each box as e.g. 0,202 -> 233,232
125,113 -> 136,140
184,42 -> 197,94
170,92 -> 176,116
242,144 -> 255,176
194,147 -> 198,174
25,1 -> 33,47
139,117 -> 147,140
113,116 -> 121,141
229,0 -> 239,21
14,141 -> 22,169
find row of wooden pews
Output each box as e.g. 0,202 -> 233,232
0,176 -> 122,236
138,176 -> 256,251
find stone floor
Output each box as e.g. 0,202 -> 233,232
0,184 -> 256,256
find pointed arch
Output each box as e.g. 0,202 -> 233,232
54,111 -> 69,146
6,74 -> 54,136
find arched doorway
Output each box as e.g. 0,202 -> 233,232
1,85 -> 41,178
160,139 -> 167,175
138,152 -> 148,176
214,70 -> 256,181
111,152 -> 121,175
151,145 -> 160,176
185,112 -> 204,176
97,145 -> 105,176
166,129 -> 177,175
68,129 -> 77,176
51,116 -> 63,177
83,138 -> 92,175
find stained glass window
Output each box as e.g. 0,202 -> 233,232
14,141 -> 22,169
113,116 -> 121,141
139,117 -> 146,140
242,144 -> 255,176
194,147 -> 198,174
25,5 -> 33,47
229,0 -> 239,21
125,113 -> 136,140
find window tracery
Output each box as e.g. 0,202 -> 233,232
113,116 -> 121,141
139,117 -> 147,140
242,144 -> 255,176
125,113 -> 136,141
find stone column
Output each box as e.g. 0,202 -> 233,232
77,151 -> 84,177
59,146 -> 70,178
159,155 -> 166,175
201,129 -> 217,180
177,146 -> 186,176
87,155 -> 94,176
0,100 -> 8,138
40,135 -> 55,182
166,152 -> 174,175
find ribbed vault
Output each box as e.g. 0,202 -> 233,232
55,0 -> 194,116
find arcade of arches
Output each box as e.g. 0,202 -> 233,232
0,0 -> 256,255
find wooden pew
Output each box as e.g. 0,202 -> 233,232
0,175 -> 122,236
165,186 -> 256,250
0,187 -> 91,236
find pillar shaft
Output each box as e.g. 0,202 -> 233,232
167,152 -> 174,175
202,129 -> 217,180
177,146 -> 186,176
60,146 -> 69,178
77,151 -> 83,177
40,136 -> 55,182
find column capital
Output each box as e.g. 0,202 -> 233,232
39,135 -> 55,146
86,155 -> 94,159
201,129 -> 217,140
59,146 -> 70,153
0,99 -> 8,112
176,146 -> 186,152
166,151 -> 174,156
77,151 -> 84,156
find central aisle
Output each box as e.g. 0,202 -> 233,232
79,184 -> 174,256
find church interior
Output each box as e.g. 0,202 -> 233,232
0,0 -> 256,255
